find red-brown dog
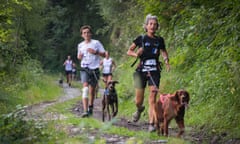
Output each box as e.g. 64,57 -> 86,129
153,89 -> 190,137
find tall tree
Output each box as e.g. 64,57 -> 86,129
0,0 -> 47,71
38,0 -> 107,71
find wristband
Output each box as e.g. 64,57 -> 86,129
95,50 -> 99,55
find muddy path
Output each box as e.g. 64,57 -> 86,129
71,89 -> 198,144
25,82 -> 239,144
25,83 -> 80,121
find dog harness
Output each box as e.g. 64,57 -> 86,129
106,90 -> 117,104
160,94 -> 178,108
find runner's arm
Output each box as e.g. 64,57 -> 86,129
77,52 -> 83,60
63,60 -> 66,66
161,49 -> 170,71
99,60 -> 103,70
112,60 -> 116,71
127,43 -> 139,57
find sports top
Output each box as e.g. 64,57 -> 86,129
77,39 -> 105,69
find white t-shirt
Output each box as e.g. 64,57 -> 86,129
65,60 -> 73,71
102,58 -> 113,74
77,39 -> 105,69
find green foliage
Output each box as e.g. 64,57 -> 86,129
97,0 -> 144,59
0,58 -> 62,114
0,58 -> 42,111
161,0 -> 240,138
100,0 -> 240,139
40,0 -> 108,72
0,105 -> 56,143
0,0 -> 47,68
16,59 -> 44,90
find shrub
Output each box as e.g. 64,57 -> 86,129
0,105 -> 55,143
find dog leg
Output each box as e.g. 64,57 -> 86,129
154,101 -> 163,136
107,104 -> 111,121
102,102 -> 105,122
154,120 -> 160,135
111,104 -> 115,118
102,96 -> 106,122
164,118 -> 171,136
160,122 -> 164,135
113,100 -> 118,117
156,117 -> 164,136
176,120 -> 185,137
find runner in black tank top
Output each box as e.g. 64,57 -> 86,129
127,14 -> 170,132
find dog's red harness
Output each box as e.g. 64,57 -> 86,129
159,94 -> 178,107
160,94 -> 171,104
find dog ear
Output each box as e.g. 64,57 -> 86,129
174,91 -> 181,103
183,90 -> 190,103
112,80 -> 119,84
114,80 -> 119,84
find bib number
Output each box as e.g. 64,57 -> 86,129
144,59 -> 157,66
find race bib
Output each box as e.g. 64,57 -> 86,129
144,59 -> 157,66
142,66 -> 157,72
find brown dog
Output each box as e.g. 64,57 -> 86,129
153,89 -> 190,137
102,80 -> 119,122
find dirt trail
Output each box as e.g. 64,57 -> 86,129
25,83 -> 80,121
24,83 -> 168,143
25,82 -> 239,144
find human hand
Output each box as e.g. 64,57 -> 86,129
87,48 -> 97,55
112,67 -> 116,72
77,53 -> 83,60
166,63 -> 170,72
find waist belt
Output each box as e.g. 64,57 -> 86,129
80,67 -> 99,74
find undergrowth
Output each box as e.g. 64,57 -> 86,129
0,105 -> 58,144
0,58 -> 62,114
42,92 -> 188,144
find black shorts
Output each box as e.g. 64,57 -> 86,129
65,70 -> 72,75
102,73 -> 112,77
72,71 -> 77,75
133,71 -> 160,89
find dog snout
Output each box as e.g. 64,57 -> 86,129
181,94 -> 189,109
110,83 -> 114,87
182,95 -> 187,102
108,83 -> 114,89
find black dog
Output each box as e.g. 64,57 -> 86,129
59,78 -> 63,87
102,80 -> 119,122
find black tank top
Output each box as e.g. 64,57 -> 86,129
133,35 -> 166,72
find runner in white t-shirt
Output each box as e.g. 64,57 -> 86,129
77,25 -> 106,117
100,51 -> 116,94
63,55 -> 73,87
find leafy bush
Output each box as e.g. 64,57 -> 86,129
111,0 -> 240,139
163,1 -> 240,138
0,56 -> 62,114
0,105 -> 56,144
